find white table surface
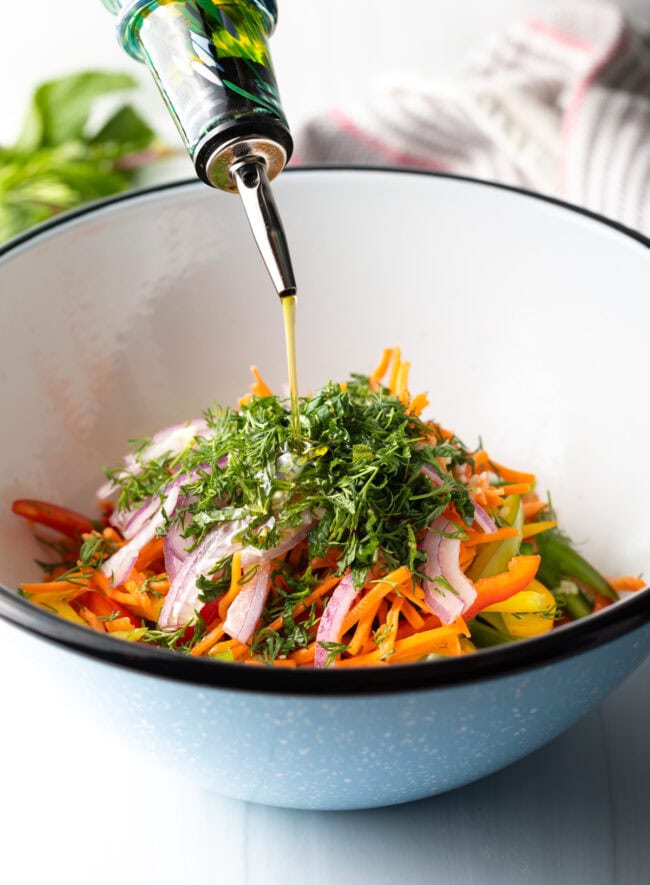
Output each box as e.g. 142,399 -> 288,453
1,615 -> 648,885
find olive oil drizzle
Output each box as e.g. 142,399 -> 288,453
281,294 -> 301,442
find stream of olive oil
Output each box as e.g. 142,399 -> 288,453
282,294 -> 301,441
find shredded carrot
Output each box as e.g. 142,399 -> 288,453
387,346 -> 402,395
208,638 -> 247,659
251,365 -> 272,397
289,643 -> 316,664
341,567 -> 412,634
136,537 -> 165,570
369,347 -> 393,391
395,360 -> 411,404
472,450 -> 490,471
78,606 -> 106,633
400,598 -> 424,630
347,596 -> 383,656
608,576 -> 646,591
394,577 -> 430,612
102,527 -> 123,545
465,526 -> 519,546
191,624 -> 226,657
90,569 -> 112,593
489,461 -> 536,485
106,616 -> 136,633
459,545 -> 476,571
337,624 -> 462,667
407,392 -> 429,416
500,483 -> 532,496
523,500 -> 549,520
20,579 -> 89,596
266,573 -> 341,633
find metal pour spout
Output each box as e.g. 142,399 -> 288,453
230,158 -> 296,300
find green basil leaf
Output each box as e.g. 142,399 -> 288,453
15,71 -> 137,150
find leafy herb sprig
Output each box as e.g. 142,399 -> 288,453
1,71 -> 166,242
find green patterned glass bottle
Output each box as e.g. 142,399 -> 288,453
102,0 -> 292,190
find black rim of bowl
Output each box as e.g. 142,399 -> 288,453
0,167 -> 648,697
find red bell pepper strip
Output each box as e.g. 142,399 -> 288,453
12,499 -> 94,539
464,555 -> 541,621
180,599 -> 222,644
75,590 -> 141,627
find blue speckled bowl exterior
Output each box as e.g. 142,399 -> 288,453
9,619 -> 648,810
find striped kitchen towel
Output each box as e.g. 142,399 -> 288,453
295,0 -> 650,235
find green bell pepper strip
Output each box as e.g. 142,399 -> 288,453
469,616 -> 518,648
536,531 -> 617,601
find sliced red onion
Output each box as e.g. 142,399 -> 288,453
158,518 -> 249,629
107,506 -> 132,534
96,419 -> 213,500
165,551 -> 185,584
223,561 -> 272,643
160,512 -> 315,633
162,493 -> 201,582
314,572 -> 356,668
421,517 -> 476,624
218,515 -> 315,643
472,500 -> 497,534
97,479 -> 119,501
112,466 -> 208,549
163,519 -> 190,579
122,496 -> 162,540
100,485 -> 180,587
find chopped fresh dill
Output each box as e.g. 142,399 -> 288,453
318,641 -> 350,668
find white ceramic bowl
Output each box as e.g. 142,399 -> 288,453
0,170 -> 648,809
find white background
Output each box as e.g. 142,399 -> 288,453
1,1 -> 649,147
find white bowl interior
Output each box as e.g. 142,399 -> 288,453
1,171 -> 648,588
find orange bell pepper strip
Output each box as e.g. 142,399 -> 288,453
12,499 -> 94,539
464,555 -> 541,621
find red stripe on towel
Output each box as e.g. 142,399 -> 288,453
329,109 -> 449,172
525,18 -> 594,53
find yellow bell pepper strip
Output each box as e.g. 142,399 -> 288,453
464,555 -> 541,621
39,598 -> 88,627
521,520 -> 557,539
481,580 -> 556,639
